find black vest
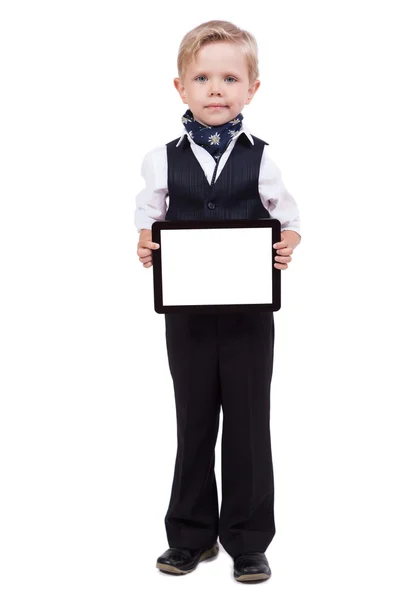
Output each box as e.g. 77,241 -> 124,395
165,132 -> 271,222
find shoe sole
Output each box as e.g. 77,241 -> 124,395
156,543 -> 219,575
235,572 -> 271,582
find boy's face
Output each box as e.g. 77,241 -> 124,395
174,41 -> 260,127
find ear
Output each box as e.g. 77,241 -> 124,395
245,79 -> 261,105
174,78 -> 187,104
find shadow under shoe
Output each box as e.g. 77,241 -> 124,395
156,542 -> 219,575
233,552 -> 272,583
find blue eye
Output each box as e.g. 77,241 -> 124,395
195,76 -> 237,83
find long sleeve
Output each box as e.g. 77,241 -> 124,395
134,145 -> 168,233
258,147 -> 301,238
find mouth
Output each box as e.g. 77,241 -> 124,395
206,105 -> 228,110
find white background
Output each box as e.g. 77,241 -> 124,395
1,1 -> 399,598
161,227 -> 273,305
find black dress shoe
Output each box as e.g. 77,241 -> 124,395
233,552 -> 272,582
156,542 -> 219,575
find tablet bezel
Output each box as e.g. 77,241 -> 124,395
152,218 -> 281,314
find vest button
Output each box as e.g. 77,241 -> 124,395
207,201 -> 215,209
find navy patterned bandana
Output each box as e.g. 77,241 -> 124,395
181,108 -> 244,161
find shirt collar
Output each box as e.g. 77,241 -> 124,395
176,120 -> 254,147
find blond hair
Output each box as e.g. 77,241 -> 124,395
177,20 -> 259,85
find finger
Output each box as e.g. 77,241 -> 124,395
276,247 -> 293,256
140,254 -> 153,264
137,247 -> 152,257
143,261 -> 153,268
273,241 -> 287,249
139,241 -> 160,250
137,244 -> 158,255
275,255 -> 292,263
274,262 -> 288,270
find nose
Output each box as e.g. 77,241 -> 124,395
208,80 -> 222,96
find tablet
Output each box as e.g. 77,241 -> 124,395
152,218 -> 281,314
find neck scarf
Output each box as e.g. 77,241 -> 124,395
181,108 -> 244,161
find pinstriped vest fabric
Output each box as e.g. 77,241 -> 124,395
165,132 -> 271,222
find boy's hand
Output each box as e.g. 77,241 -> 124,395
137,229 -> 160,269
273,230 -> 301,270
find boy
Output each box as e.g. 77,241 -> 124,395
134,20 -> 301,583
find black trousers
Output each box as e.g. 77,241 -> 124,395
163,311 -> 275,558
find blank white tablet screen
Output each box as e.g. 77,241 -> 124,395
161,227 -> 273,306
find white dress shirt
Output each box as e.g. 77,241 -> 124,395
134,122 -> 301,237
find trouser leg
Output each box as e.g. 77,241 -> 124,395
163,313 -> 221,549
218,311 -> 275,558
